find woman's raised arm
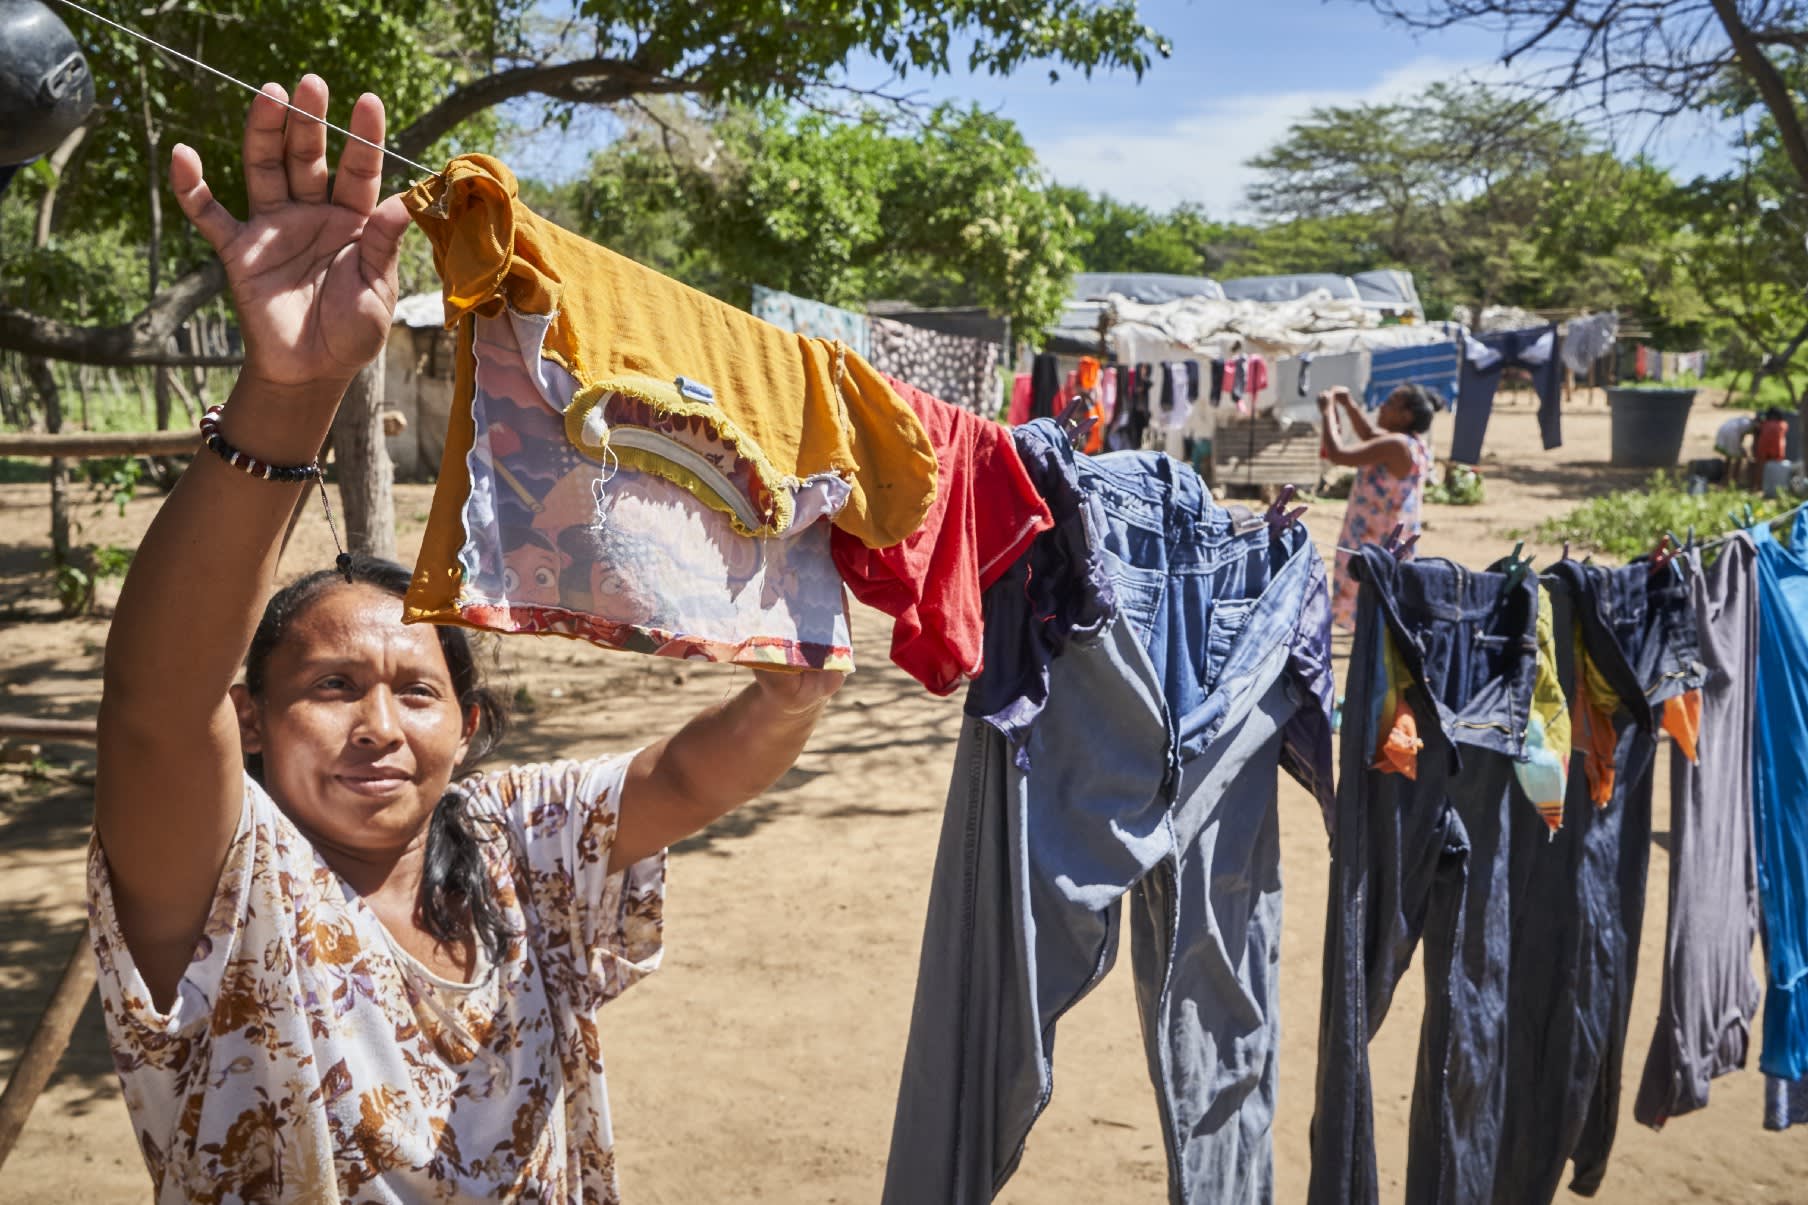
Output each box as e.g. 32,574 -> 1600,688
95,76 -> 410,1004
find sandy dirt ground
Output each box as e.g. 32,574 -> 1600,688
0,390 -> 1799,1203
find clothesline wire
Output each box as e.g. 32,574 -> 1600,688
1333,498 -> 1805,567
1694,497 -> 1807,554
45,0 -> 439,179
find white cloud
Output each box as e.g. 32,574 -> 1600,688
1034,56 -> 1503,216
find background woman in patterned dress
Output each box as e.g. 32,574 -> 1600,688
1318,383 -> 1440,632
88,75 -> 843,1203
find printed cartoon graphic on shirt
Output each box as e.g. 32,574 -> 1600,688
424,313 -> 855,669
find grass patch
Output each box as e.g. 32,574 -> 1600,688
1663,370 -> 1800,412
1530,472 -> 1796,561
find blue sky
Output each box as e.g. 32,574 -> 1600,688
505,0 -> 1738,216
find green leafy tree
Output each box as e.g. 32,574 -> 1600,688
1053,190 -> 1246,276
1353,0 -> 1808,413
1516,154 -> 1699,338
1214,214 -> 1390,282
1241,83 -> 1688,319
572,101 -> 1082,338
1670,57 -> 1808,402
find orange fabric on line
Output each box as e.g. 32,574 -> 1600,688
1080,393 -> 1108,454
402,154 -> 937,549
1572,630 -> 1622,807
408,320 -> 483,625
1373,700 -> 1422,780
1371,625 -> 1423,779
1663,689 -> 1703,764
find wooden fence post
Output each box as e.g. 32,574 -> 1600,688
0,934 -> 97,1172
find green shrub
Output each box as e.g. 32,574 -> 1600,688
1532,473 -> 1795,561
1427,463 -> 1485,506
80,456 -> 146,516
1667,370 -> 1799,412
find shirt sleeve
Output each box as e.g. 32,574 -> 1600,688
86,774 -> 264,1068
466,753 -> 665,1004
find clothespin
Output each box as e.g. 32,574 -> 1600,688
1394,533 -> 1420,560
1503,541 -> 1532,589
1560,541 -> 1571,562
1054,393 -> 1098,449
1744,503 -> 1757,528
1649,533 -> 1674,576
1265,483 -> 1307,538
1381,523 -> 1405,554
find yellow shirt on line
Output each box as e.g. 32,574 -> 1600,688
401,155 -> 938,551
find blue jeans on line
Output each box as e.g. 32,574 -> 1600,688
884,422 -> 1334,1204
1451,324 -> 1564,464
1309,549 -> 1541,1205
1491,561 -> 1702,1202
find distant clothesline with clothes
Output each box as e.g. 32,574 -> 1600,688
1048,304 -> 1728,472
749,283 -> 1716,475
750,285 -> 1005,417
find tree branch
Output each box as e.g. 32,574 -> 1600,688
1503,0 -> 1581,65
0,262 -> 238,367
390,57 -> 699,163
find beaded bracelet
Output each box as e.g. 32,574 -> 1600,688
199,405 -> 322,482
198,404 -> 352,579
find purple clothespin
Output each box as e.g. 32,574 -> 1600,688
1055,394 -> 1098,448
1265,484 -> 1307,538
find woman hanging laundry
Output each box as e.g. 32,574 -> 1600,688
86,76 -> 844,1203
1320,384 -> 1439,630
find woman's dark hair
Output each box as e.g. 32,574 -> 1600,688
243,554 -> 514,966
1391,383 -> 1441,434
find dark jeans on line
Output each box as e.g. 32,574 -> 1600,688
1451,324 -> 1564,465
1488,561 -> 1697,1203
1309,549 -> 1541,1205
885,421 -> 1333,1204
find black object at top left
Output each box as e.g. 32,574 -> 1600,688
0,0 -> 95,167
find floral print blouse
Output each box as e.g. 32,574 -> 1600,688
87,755 -> 665,1204
1331,433 -> 1433,631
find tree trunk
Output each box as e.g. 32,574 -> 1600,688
1706,0 -> 1808,200
330,352 -> 398,560
33,125 -> 88,249
26,358 -> 70,566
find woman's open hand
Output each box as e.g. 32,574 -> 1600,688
749,667 -> 846,715
169,75 -> 410,397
